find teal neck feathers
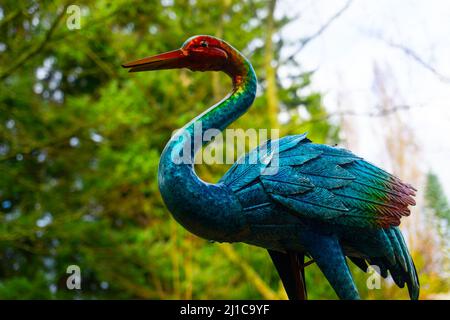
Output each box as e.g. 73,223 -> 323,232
157,48 -> 257,241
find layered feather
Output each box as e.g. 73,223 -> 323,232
221,133 -> 418,299
349,227 -> 419,300
222,134 -> 416,228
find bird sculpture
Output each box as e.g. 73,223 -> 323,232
122,35 -> 419,300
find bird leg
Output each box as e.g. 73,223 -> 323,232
268,250 -> 307,300
289,252 -> 307,300
301,233 -> 360,300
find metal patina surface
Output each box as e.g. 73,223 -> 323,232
123,35 -> 419,300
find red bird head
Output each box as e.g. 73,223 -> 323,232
122,35 -> 232,73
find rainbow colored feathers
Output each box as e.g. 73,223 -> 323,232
220,133 -> 419,299
221,134 -> 416,228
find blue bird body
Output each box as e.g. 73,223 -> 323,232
219,135 -> 419,299
123,35 -> 419,300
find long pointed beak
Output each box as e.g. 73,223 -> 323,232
122,49 -> 187,72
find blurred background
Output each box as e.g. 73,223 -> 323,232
0,0 -> 448,299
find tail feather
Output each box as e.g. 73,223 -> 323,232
350,227 -> 420,300
385,228 -> 408,271
369,257 -> 389,278
392,227 -> 420,300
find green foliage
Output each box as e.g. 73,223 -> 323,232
425,172 -> 450,222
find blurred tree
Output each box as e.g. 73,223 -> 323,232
424,171 -> 449,293
0,0 -> 340,300
425,172 -> 450,299
425,172 -> 450,223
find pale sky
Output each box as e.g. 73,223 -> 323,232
278,0 -> 450,198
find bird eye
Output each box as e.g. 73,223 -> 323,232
200,41 -> 208,48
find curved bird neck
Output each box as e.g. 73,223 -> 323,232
157,50 -> 257,241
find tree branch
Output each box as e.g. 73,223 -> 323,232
284,0 -> 353,62
0,124 -> 88,162
218,244 -> 283,300
384,40 -> 450,84
303,104 -> 415,124
0,9 -> 21,29
0,5 -> 67,81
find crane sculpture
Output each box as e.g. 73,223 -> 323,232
122,35 -> 419,300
